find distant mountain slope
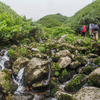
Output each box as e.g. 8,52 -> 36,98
38,13 -> 68,28
63,0 -> 100,33
0,1 -> 19,16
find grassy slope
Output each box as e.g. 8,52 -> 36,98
63,0 -> 100,33
38,13 -> 68,28
0,1 -> 19,16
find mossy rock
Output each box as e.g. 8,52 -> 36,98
50,77 -> 60,89
74,56 -> 87,65
0,72 -> 18,94
80,65 -> 94,75
64,74 -> 86,92
94,56 -> 100,66
55,91 -> 76,100
58,69 -> 70,83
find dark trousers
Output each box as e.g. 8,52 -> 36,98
81,32 -> 85,37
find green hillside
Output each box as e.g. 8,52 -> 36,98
0,1 -> 19,16
63,0 -> 100,34
38,13 -> 68,28
0,1 -> 44,45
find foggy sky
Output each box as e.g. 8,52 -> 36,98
0,0 -> 93,21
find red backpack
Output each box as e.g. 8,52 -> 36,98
82,25 -> 86,32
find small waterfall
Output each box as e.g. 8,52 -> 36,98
51,49 -> 56,55
0,49 -> 9,71
40,39 -> 44,44
33,94 -> 40,100
12,67 -> 25,94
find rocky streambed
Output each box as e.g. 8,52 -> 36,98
0,37 -> 100,100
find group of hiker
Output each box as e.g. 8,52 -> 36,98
80,24 -> 99,41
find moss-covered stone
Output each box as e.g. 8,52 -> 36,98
80,65 -> 94,75
74,56 -> 87,65
64,74 -> 86,92
0,72 -> 18,94
94,56 -> 100,66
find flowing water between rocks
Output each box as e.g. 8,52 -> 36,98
0,49 -> 98,100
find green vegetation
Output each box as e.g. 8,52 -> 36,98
63,0 -> 100,34
0,1 -> 44,46
38,13 -> 68,28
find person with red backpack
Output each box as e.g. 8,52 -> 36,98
81,25 -> 86,37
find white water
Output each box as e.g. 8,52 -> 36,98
13,67 -> 25,94
0,49 -> 9,71
40,39 -> 44,44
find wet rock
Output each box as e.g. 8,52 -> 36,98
51,50 -> 71,62
0,72 -> 18,94
55,91 -> 75,100
87,53 -> 98,58
74,50 -> 80,56
31,48 -> 40,53
80,65 -> 94,75
4,61 -> 13,69
58,34 -> 67,43
64,74 -> 86,92
12,57 -> 30,76
88,68 -> 100,87
23,57 -> 50,86
10,45 -> 17,50
73,86 -> 100,100
94,56 -> 100,66
76,39 -> 82,44
58,43 -> 75,52
5,94 -> 34,100
0,92 -> 5,100
58,56 -> 71,68
0,65 -> 2,71
32,79 -> 49,88
0,50 -> 5,56
70,60 -> 81,69
74,56 -> 87,65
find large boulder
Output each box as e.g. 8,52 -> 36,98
73,86 -> 100,100
70,60 -> 81,69
64,74 -> 86,92
58,56 -> 71,68
0,72 -> 18,94
23,57 -> 50,86
12,57 -> 30,76
88,68 -> 100,87
51,50 -> 71,62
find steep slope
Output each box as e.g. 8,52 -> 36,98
0,1 -> 38,45
63,0 -> 100,33
0,1 -> 19,16
38,13 -> 68,28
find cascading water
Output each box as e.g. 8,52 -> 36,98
0,49 -> 9,71
12,67 -> 25,94
40,39 -> 44,44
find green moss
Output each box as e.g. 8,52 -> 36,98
81,65 -> 94,75
65,74 -> 86,92
88,78 -> 94,86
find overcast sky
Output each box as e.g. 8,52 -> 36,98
0,0 -> 93,21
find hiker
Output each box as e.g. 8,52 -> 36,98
80,26 -> 83,34
89,24 -> 94,39
81,25 -> 86,37
93,24 -> 99,41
